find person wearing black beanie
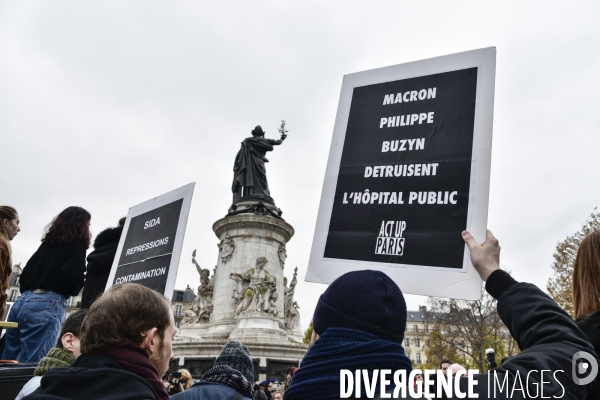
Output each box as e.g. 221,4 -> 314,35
313,270 -> 407,343
285,270 -> 413,400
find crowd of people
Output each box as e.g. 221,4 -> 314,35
2,204 -> 600,399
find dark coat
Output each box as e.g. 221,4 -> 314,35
81,226 -> 123,309
445,272 -> 598,400
576,311 -> 600,400
171,382 -> 251,400
23,353 -> 158,400
20,241 -> 87,298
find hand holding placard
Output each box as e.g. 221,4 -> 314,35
462,230 -> 500,281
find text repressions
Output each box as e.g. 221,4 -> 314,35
125,237 -> 169,256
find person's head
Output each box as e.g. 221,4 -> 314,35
42,206 -> 92,248
414,373 -> 423,389
440,359 -> 452,373
259,380 -> 267,389
251,125 -> 265,137
272,391 -> 284,400
267,381 -> 274,390
118,216 -> 126,226
312,270 -> 407,343
0,206 -> 19,241
56,309 -> 88,358
573,231 -> 600,319
284,365 -> 294,382
448,364 -> 466,377
178,369 -> 193,390
214,340 -> 254,383
80,283 -> 175,376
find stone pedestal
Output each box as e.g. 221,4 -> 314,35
174,210 -> 307,379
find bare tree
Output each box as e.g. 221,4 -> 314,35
423,283 -> 519,372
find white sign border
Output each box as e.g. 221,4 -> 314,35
306,47 -> 496,300
105,182 -> 195,300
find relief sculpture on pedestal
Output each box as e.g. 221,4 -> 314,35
182,250 -> 215,324
284,267 -> 301,332
230,257 -> 278,317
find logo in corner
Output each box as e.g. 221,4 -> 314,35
572,351 -> 598,385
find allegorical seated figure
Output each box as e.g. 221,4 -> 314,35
230,257 -> 277,316
231,124 -> 287,205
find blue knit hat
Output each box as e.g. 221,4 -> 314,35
215,340 -> 254,383
313,270 -> 407,343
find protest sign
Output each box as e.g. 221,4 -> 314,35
307,48 -> 496,300
105,183 -> 195,299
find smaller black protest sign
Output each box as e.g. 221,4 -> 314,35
106,184 -> 195,298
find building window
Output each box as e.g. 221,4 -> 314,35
176,292 -> 184,302
414,325 -> 418,332
424,325 -> 429,333
175,320 -> 180,328
415,338 -> 420,347
416,353 -> 422,364
9,289 -> 18,302
175,305 -> 182,317
405,326 -> 408,332
405,338 -> 410,347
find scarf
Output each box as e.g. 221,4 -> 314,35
285,327 -> 413,400
34,347 -> 75,376
201,364 -> 254,398
94,341 -> 169,400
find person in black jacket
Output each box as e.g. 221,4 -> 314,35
1,206 -> 90,362
24,282 -> 176,400
572,231 -> 600,399
81,217 -> 125,309
447,230 -> 599,399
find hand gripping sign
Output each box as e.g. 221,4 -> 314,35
105,183 -> 195,298
307,48 -> 496,300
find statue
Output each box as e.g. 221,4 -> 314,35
284,267 -> 298,331
287,301 -> 301,332
229,257 -> 277,317
278,244 -> 287,268
231,122 -> 288,205
182,250 -> 214,324
218,233 -> 235,264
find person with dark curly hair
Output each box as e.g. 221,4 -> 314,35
1,206 -> 90,362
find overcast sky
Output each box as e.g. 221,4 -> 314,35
2,1 -> 600,332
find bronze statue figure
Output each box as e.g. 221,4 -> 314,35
232,122 -> 287,206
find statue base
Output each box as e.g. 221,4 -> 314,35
173,211 -> 307,380
227,200 -> 283,219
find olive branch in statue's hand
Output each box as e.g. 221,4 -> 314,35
278,120 -> 288,141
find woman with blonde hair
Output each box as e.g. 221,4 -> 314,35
179,369 -> 193,390
573,230 -> 600,399
0,205 -> 20,319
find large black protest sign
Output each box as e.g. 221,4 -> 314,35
106,184 -> 195,297
308,48 -> 496,300
324,68 -> 477,269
